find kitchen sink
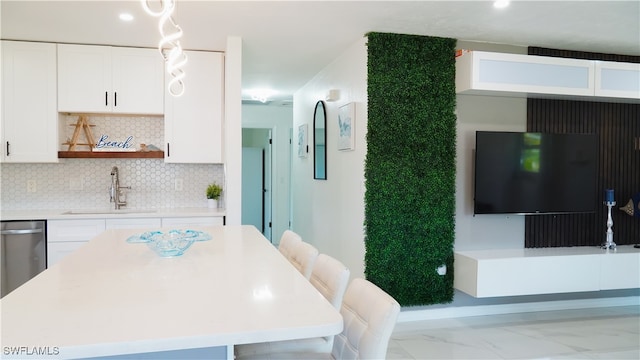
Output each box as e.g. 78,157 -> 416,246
62,209 -> 158,215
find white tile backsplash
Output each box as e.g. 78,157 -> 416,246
1,160 -> 224,210
2,114 -> 224,210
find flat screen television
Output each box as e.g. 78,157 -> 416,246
474,131 -> 599,215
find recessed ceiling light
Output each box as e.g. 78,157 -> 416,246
119,13 -> 134,22
494,1 -> 510,9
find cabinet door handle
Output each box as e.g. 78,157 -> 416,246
105,91 -> 108,106
6,141 -> 10,156
167,143 -> 170,157
114,92 -> 117,107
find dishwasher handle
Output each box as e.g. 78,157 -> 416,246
1,228 -> 44,235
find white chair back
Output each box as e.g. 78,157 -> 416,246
278,230 -> 301,259
310,254 -> 350,309
331,278 -> 401,360
289,241 -> 319,279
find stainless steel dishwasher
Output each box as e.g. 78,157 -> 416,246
1,220 -> 46,298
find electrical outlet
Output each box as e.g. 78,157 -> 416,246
27,180 -> 37,193
175,179 -> 184,191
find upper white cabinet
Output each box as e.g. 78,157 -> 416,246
1,41 -> 58,163
456,51 -> 639,102
595,61 -> 640,99
456,51 -> 594,97
164,51 -> 224,163
58,44 -> 164,114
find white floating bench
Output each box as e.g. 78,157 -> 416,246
454,245 -> 640,298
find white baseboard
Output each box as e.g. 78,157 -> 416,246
397,296 -> 640,323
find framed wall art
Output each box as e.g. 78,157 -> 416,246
338,102 -> 355,151
298,123 -> 308,157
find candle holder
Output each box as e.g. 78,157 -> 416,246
602,201 -> 617,250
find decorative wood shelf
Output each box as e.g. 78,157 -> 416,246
58,151 -> 164,159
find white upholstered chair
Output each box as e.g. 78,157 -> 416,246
235,254 -> 350,358
289,240 -> 319,279
236,277 -> 401,360
278,230 -> 319,279
278,230 -> 302,259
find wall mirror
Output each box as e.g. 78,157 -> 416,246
313,100 -> 327,180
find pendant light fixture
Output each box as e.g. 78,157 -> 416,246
141,0 -> 187,97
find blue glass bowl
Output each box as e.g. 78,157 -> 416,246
145,230 -> 198,257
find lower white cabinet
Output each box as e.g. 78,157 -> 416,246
454,246 -> 640,297
161,217 -> 224,228
47,242 -> 87,267
47,219 -> 106,267
105,218 -> 161,229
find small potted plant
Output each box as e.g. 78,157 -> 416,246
206,183 -> 222,209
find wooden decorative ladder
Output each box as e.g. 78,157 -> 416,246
63,115 -> 96,151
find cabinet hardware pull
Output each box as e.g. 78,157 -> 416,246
115,92 -> 117,107
167,143 -> 170,157
105,91 -> 108,106
6,141 -> 10,156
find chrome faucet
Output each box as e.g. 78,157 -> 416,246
109,166 -> 131,210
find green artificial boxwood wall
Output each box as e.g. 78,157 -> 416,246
365,32 -> 457,306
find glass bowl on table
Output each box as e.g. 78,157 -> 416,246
146,229 -> 199,257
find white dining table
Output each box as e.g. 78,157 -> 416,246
0,225 -> 342,359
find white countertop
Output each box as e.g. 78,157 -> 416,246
0,225 -> 342,359
0,207 -> 226,221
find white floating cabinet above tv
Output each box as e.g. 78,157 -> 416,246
595,61 -> 640,100
456,51 -> 640,102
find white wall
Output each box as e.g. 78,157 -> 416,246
292,38 -> 368,279
454,94 -> 527,250
224,37 -> 243,225
242,104 -> 293,243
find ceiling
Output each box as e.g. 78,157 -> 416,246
2,1 -> 639,103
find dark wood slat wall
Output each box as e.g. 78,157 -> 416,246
525,48 -> 640,248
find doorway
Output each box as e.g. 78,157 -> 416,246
242,128 -> 272,241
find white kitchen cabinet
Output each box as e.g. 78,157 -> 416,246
161,216 -> 224,228
47,219 -> 106,266
454,246 -> 640,297
164,51 -> 224,163
47,242 -> 87,268
456,51 -> 595,98
105,217 -> 161,229
57,44 -> 164,114
1,41 -> 58,163
595,61 -> 640,100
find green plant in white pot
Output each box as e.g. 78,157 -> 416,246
206,183 -> 222,209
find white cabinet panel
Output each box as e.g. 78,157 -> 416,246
164,51 -> 224,163
58,44 -> 164,114
47,219 -> 106,243
57,44 -> 111,113
47,242 -> 87,267
456,51 -> 594,97
105,218 -> 162,230
595,61 -> 640,99
454,246 -> 640,298
1,41 -> 58,163
47,219 -> 106,267
161,217 -> 224,228
111,47 -> 164,114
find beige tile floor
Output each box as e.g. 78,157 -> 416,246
388,305 -> 639,359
